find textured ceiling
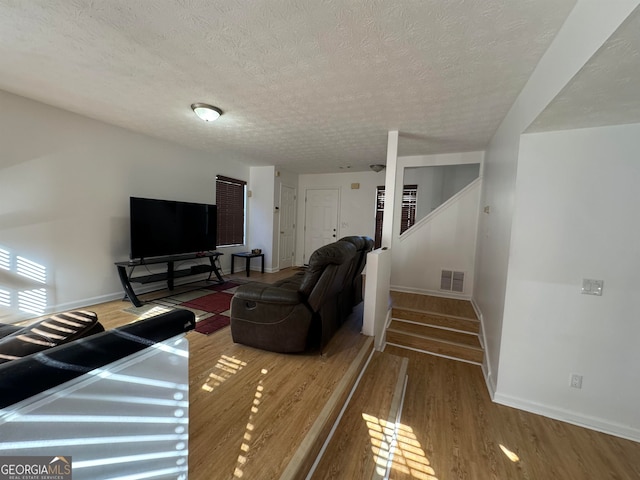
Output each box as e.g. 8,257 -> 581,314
0,0 -> 576,173
528,6 -> 640,133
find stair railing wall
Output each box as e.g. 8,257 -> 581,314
363,247 -> 392,350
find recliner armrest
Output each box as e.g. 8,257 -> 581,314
235,283 -> 302,304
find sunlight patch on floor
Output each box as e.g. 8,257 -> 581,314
499,444 -> 520,463
363,413 -> 438,479
233,368 -> 268,478
135,305 -> 173,320
201,355 -> 247,392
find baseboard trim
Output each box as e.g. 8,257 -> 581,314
481,362 -> 496,400
375,309 -> 392,351
470,297 -> 495,399
41,273 -> 221,316
46,292 -> 125,315
390,285 -> 471,301
494,392 -> 640,443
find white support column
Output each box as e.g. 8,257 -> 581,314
381,130 -> 399,248
362,248 -> 392,350
362,130 -> 397,347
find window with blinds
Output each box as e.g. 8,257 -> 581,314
399,185 -> 418,234
374,185 -> 418,248
375,186 -> 385,249
216,175 -> 247,246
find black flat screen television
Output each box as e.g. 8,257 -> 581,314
130,197 -> 217,259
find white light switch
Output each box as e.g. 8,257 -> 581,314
581,278 -> 603,296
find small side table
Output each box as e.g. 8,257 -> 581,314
231,252 -> 265,277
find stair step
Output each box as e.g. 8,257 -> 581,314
309,351 -> 408,480
392,307 -> 480,334
386,329 -> 483,364
391,291 -> 477,319
389,319 -> 481,349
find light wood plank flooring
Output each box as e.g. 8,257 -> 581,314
385,345 -> 640,480
310,351 -> 407,480
23,272 -> 640,479
85,270 -> 372,479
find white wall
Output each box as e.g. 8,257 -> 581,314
495,124 -> 640,441
405,163 -> 480,221
405,166 -> 444,220
0,90 -> 253,314
442,164 -> 480,200
391,181 -> 481,298
295,170 -> 385,265
248,166 -> 276,271
246,167 -> 300,272
391,152 -> 483,296
474,1 -> 640,395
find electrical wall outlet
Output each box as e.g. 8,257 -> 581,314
570,374 -> 583,389
582,278 -> 603,296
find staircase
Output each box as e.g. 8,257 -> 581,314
282,292 -> 483,479
386,291 -> 483,364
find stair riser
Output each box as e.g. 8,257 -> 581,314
390,291 -> 477,318
392,308 -> 479,334
389,320 -> 481,349
387,330 -> 484,364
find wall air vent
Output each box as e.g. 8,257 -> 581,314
441,270 -> 465,293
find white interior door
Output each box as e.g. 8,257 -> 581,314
278,184 -> 296,269
304,188 -> 339,263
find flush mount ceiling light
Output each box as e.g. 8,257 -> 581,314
370,164 -> 385,172
191,103 -> 223,122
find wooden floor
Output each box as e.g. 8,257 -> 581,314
33,270 -> 640,479
385,345 -> 640,480
311,351 -> 407,480
85,269 -> 373,480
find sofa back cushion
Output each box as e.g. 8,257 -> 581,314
300,241 -> 356,311
339,236 -> 374,280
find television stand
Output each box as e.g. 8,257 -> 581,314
115,252 -> 224,307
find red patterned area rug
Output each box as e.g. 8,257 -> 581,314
124,281 -> 246,335
180,292 -> 234,313
193,314 -> 231,335
179,283 -> 242,335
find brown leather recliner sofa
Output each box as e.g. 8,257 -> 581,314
230,236 -> 373,353
338,235 -> 375,318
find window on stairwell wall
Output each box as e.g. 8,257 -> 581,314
216,175 -> 247,247
399,186 -> 418,234
374,185 -> 418,249
374,163 -> 481,249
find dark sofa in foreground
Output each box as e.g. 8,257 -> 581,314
0,310 -> 105,365
230,236 -> 373,353
0,309 -> 195,480
0,309 -> 195,406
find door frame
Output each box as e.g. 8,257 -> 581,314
277,183 -> 297,270
303,187 -> 340,263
